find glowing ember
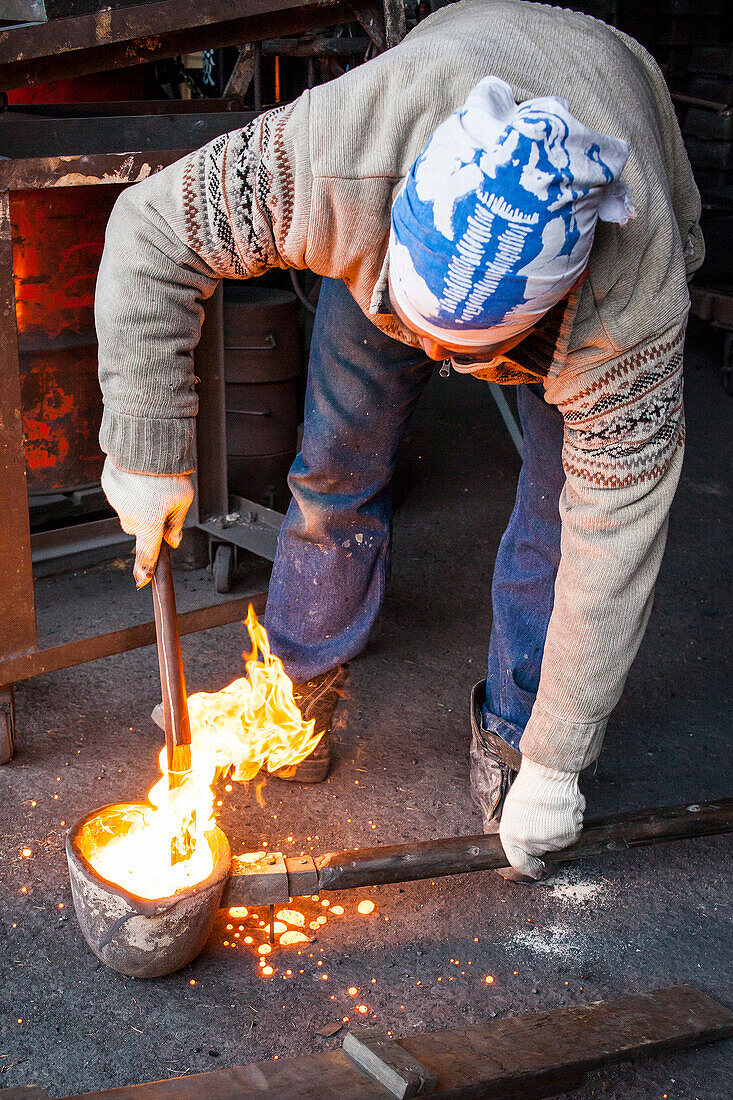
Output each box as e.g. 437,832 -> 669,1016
86,607 -> 321,897
277,909 -> 305,927
357,900 -> 375,914
279,930 -> 309,946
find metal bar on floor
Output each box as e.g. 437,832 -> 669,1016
488,381 -> 523,458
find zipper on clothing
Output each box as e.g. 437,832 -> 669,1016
439,359 -> 451,378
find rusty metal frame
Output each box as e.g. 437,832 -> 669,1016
0,0 -> 360,90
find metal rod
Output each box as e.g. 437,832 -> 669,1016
151,542 -> 195,863
488,381 -> 523,459
312,799 -> 733,893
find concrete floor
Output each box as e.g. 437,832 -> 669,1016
0,322 -> 731,1099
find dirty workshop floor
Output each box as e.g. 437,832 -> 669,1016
0,320 -> 731,1100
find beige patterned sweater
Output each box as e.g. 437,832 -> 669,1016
95,0 -> 702,772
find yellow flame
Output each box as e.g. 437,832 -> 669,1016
88,607 -> 321,898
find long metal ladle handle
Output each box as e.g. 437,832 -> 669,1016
151,542 -> 192,782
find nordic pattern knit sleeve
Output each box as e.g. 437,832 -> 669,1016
518,322 -> 686,771
97,103 -> 305,474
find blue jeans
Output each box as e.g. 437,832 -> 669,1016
265,278 -> 565,752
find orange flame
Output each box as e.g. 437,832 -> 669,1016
89,607 -> 320,898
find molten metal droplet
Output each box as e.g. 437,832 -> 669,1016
280,931 -> 309,946
485,976 -> 495,984
21,848 -> 32,858
357,1005 -> 368,1014
347,987 -> 358,996
330,905 -> 344,915
357,900 -> 375,914
276,909 -> 305,927
262,965 -> 274,976
258,944 -> 272,955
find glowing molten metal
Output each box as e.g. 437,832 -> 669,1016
89,607 -> 320,898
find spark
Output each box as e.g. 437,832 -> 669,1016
330,905 -> 344,915
228,907 -> 248,918
357,1005 -> 368,1014
190,980 -> 196,985
347,987 -> 358,996
357,900 -> 375,915
262,966 -> 274,976
21,848 -> 32,858
258,945 -> 272,955
485,976 -> 495,985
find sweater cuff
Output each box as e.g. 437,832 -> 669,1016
519,704 -> 607,773
100,409 -> 196,475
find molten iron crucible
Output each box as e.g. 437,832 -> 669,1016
65,798 -> 733,978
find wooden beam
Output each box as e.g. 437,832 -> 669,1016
59,986 -> 733,1099
314,799 -> 733,893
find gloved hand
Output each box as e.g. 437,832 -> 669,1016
101,458 -> 194,588
499,757 -> 585,881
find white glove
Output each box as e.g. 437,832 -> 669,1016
101,458 -> 194,588
499,757 -> 585,881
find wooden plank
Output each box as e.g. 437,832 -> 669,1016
401,985 -> 733,1099
343,1028 -> 436,1098
60,986 -> 733,1100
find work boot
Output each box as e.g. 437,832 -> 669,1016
151,665 -> 349,785
271,665 -> 349,783
469,680 -> 522,832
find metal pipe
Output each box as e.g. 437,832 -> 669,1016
151,542 -> 195,863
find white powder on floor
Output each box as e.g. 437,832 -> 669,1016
507,923 -> 588,962
545,869 -> 607,906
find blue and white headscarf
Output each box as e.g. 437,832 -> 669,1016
389,77 -> 635,349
